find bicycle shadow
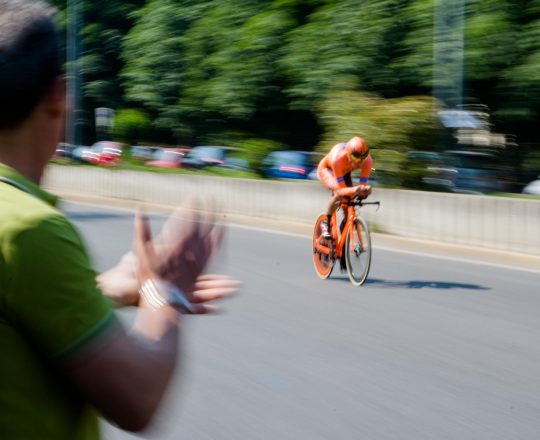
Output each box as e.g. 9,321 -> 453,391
328,276 -> 490,291
367,278 -> 490,290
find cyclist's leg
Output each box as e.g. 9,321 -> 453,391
337,174 -> 353,271
339,173 -> 353,233
319,169 -> 340,238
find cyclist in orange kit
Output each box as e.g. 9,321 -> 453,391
317,136 -> 373,239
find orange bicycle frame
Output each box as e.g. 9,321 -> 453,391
314,198 -> 368,258
331,202 -> 360,259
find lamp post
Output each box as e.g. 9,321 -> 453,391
95,108 -> 115,141
433,0 -> 465,108
65,0 -> 81,146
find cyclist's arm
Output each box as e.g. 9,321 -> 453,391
334,184 -> 357,198
358,155 -> 374,185
332,159 -> 358,197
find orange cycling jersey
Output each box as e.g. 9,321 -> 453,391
317,142 -> 373,191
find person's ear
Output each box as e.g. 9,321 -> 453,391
43,75 -> 66,118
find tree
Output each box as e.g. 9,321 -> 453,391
122,0 -> 211,142
112,108 -> 152,145
279,0 -> 398,109
316,88 -> 441,152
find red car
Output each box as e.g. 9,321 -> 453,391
146,148 -> 189,168
81,141 -> 122,166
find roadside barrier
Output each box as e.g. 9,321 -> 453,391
44,165 -> 540,256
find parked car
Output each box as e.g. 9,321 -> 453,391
262,150 -> 319,180
54,142 -> 76,159
145,148 -> 189,168
443,150 -> 502,194
181,146 -> 237,169
73,141 -> 122,166
403,150 -> 457,192
218,157 -> 251,172
131,146 -> 162,161
522,176 -> 540,195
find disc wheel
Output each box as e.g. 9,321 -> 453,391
344,216 -> 372,286
312,214 -> 335,279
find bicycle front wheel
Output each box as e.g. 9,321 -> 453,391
312,214 -> 335,279
344,216 -> 372,286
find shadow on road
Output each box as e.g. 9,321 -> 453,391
363,278 -> 490,290
64,210 -> 134,222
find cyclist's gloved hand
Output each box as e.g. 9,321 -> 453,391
335,187 -> 357,198
355,185 -> 372,198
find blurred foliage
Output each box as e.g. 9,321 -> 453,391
236,138 -> 287,175
316,88 -> 441,152
279,0 -> 394,109
521,149 -> 540,178
78,0 -> 145,109
59,0 -> 540,182
112,108 -> 152,145
370,149 -> 405,187
399,161 -> 429,190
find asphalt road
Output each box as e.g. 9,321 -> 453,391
62,201 -> 540,440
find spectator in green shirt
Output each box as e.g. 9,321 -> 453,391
0,1 -> 239,439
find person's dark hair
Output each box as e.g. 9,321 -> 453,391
0,0 -> 62,129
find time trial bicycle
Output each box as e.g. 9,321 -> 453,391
312,196 -> 380,286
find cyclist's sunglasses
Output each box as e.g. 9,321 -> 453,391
350,150 -> 369,161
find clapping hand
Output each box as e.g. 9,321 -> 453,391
99,205 -> 239,312
139,206 -> 239,313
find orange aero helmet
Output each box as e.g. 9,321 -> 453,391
347,136 -> 369,161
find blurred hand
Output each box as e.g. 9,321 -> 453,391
150,205 -> 224,294
133,209 -> 160,284
99,205 -> 240,310
188,274 -> 240,314
97,252 -> 139,307
135,206 -> 239,312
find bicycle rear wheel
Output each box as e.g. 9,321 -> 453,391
344,216 -> 372,286
312,214 -> 335,279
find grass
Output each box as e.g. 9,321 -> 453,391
50,156 -> 260,180
490,192 -> 540,200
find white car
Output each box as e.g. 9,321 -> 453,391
522,176 -> 540,195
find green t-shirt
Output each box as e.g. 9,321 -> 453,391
0,164 -> 116,440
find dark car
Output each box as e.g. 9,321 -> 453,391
443,150 -> 503,194
262,150 -> 318,180
181,146 -> 236,169
54,142 -> 76,159
403,150 -> 458,192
